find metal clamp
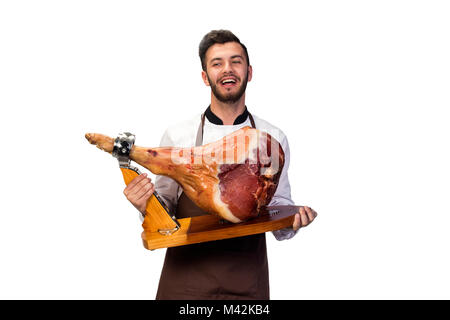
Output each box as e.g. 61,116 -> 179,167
112,132 -> 141,172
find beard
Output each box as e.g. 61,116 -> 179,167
207,71 -> 249,104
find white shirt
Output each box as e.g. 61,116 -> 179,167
151,113 -> 298,241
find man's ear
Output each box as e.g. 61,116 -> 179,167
247,65 -> 253,82
201,70 -> 210,86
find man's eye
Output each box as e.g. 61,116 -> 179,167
232,61 -> 241,64
213,63 -> 220,66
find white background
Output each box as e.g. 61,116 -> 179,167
1,0 -> 449,299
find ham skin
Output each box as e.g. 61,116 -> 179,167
85,126 -> 285,223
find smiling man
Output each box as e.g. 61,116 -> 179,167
202,41 -> 251,107
123,30 -> 317,300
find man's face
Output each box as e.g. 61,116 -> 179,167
202,42 -> 252,104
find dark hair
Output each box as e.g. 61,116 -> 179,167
199,29 -> 250,71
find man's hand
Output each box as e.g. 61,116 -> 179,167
292,206 -> 317,231
123,173 -> 155,215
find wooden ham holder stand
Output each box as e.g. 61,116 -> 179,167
113,132 -> 299,251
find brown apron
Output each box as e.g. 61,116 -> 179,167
155,113 -> 270,300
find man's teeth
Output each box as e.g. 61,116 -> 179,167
222,79 -> 236,84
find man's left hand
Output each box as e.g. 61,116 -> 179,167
292,206 -> 317,231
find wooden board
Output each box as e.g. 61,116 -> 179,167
141,208 -> 297,250
119,167 -> 299,250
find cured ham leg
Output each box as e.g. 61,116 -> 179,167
85,127 -> 284,223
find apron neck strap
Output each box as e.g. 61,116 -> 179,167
195,112 -> 256,147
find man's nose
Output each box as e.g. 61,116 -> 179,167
223,61 -> 234,72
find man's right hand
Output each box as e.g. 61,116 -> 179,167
123,173 -> 155,215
